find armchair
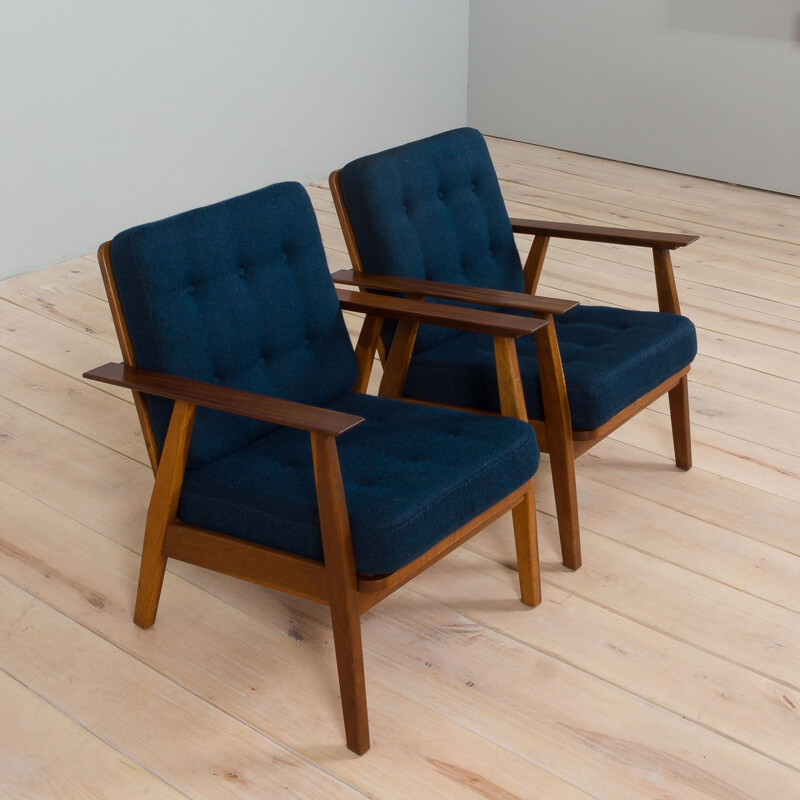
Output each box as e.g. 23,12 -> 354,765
84,181 -> 546,754
330,127 -> 699,571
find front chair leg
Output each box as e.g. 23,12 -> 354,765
135,399 -> 196,629
311,432 -> 370,754
511,483 -> 541,607
668,375 -> 692,470
328,573 -> 369,754
493,336 -> 543,604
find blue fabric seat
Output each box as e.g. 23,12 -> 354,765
338,127 -> 698,430
405,306 -> 697,430
180,392 -> 538,575
109,181 -> 539,575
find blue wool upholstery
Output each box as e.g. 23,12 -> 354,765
339,127 -> 524,354
405,306 -> 697,430
109,181 -> 540,575
110,183 -> 357,467
180,393 -> 538,575
339,128 -> 698,429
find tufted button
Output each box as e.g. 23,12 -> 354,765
303,337 -> 310,348
401,203 -> 408,213
186,284 -> 195,295
257,357 -> 266,367
280,250 -> 288,262
437,189 -> 444,199
469,182 -> 476,192
238,267 -> 247,278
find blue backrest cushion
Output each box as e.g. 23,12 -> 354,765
110,182 -> 357,467
339,127 -> 523,352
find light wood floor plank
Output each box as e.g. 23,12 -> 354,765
487,137 -> 800,221
468,517 -> 800,690
0,667 -> 189,800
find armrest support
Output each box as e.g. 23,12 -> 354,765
510,219 -> 698,250
336,288 -> 548,338
83,362 -> 364,437
332,270 -> 577,316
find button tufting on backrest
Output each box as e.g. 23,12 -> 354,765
109,181 -> 358,469
338,127 -> 525,358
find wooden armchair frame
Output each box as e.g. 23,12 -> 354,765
330,169 -> 698,571
86,241 -> 547,755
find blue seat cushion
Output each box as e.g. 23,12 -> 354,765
179,392 -> 539,575
403,306 -> 697,431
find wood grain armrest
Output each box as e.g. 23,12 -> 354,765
332,270 -> 577,316
509,219 -> 698,250
83,362 -> 364,436
336,288 -> 547,338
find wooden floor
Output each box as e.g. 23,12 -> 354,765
1,137 -> 799,799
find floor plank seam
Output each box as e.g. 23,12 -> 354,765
0,648 -> 196,799
0,392 -> 149,468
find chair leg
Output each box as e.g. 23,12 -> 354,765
534,319 -> 582,571
310,432 -> 370,754
134,527 -> 169,629
668,375 -> 692,471
511,483 -> 542,607
134,399 -> 195,629
549,435 -> 582,571
328,578 -> 370,755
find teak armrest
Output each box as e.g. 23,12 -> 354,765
83,362 -> 364,437
509,219 -> 699,250
332,269 -> 577,316
335,288 -> 547,338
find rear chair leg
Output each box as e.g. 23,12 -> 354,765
548,437 -> 581,571
512,483 -> 542,607
533,318 -> 582,571
668,375 -> 692,470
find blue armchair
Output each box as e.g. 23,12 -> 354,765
331,127 -> 698,570
84,181 -> 545,754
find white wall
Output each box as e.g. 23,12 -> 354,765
0,1 -> 469,279
468,0 -> 800,196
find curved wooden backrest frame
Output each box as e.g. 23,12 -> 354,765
97,241 -> 161,474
